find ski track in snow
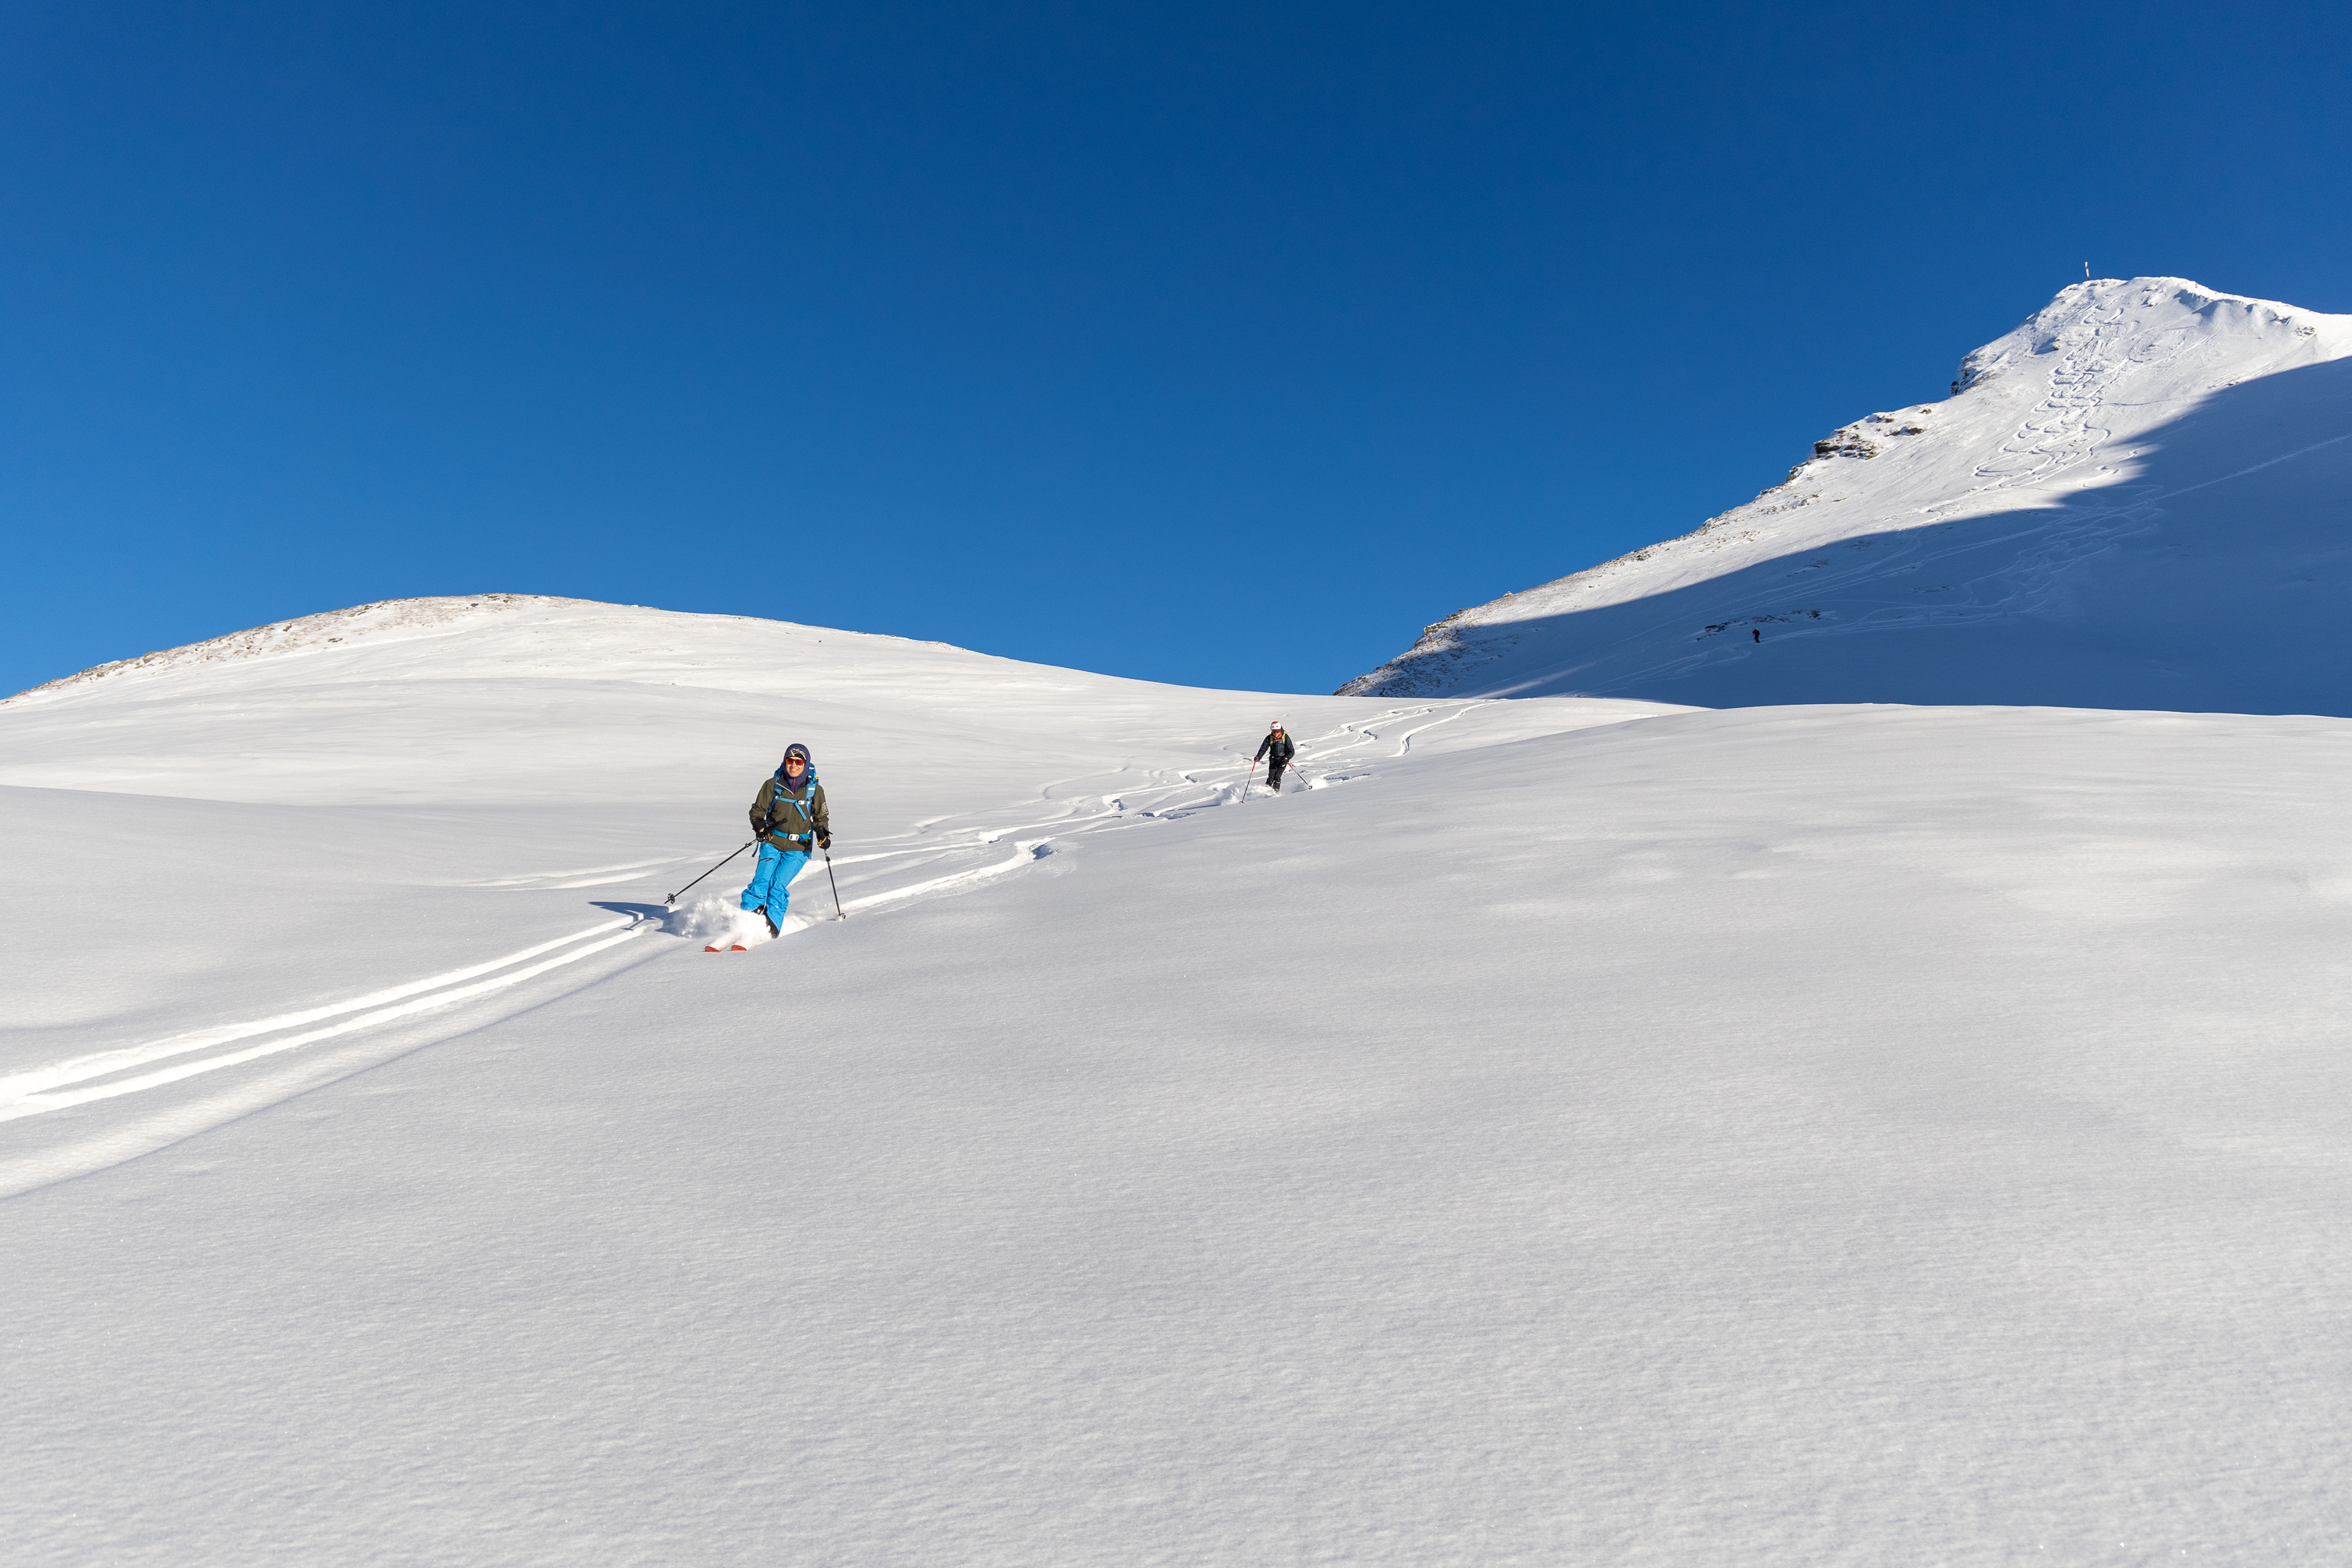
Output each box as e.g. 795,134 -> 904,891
0,703 -> 1479,1200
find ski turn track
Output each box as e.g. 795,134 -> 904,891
0,704 -> 1486,1200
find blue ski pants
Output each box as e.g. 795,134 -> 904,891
741,844 -> 810,923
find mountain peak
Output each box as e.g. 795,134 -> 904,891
1344,278 -> 2352,714
1951,276 -> 2338,395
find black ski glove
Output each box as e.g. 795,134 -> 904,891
817,834 -> 832,851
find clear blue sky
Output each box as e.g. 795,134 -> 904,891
6,2 -> 2350,697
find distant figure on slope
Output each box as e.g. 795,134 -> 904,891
1751,628 -> 1762,643
743,742 -> 831,936
1254,720 -> 1296,795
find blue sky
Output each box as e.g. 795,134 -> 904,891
6,1 -> 2350,698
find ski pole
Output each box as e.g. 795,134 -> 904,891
1243,759 -> 1258,800
821,840 -> 845,920
666,838 -> 757,906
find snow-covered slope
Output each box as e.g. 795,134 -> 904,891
1347,278 -> 2352,712
8,598 -> 2352,1563
0,595 -> 1676,1178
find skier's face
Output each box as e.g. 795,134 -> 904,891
785,757 -> 806,777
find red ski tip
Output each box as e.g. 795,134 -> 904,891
729,943 -> 750,952
703,944 -> 726,953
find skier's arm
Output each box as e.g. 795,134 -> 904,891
811,784 -> 830,844
749,779 -> 774,840
1253,735 -> 1271,761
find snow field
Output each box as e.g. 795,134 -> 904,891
5,600 -> 2350,1562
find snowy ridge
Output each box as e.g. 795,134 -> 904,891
1345,277 -> 2352,713
2,593 -> 568,704
5,593 -> 971,707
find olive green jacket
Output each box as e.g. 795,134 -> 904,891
750,776 -> 830,849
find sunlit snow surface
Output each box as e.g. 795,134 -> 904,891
1348,276 -> 2352,714
5,598 -> 2350,1563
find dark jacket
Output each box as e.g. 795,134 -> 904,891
751,775 -> 830,850
1254,731 -> 1295,765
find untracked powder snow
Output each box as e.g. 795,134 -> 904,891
6,279 -> 2352,1565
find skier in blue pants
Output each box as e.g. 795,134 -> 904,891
742,742 -> 831,936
